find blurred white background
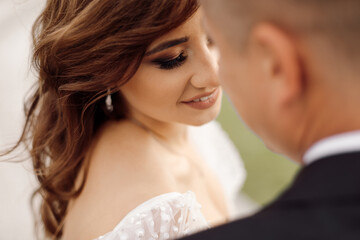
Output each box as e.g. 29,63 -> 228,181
0,0 -> 44,239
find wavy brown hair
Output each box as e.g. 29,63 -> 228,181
6,0 -> 199,238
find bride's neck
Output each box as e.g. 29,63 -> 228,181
127,111 -> 189,147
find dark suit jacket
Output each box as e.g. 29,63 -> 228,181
181,152 -> 360,240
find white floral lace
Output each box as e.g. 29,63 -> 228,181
95,192 -> 209,240
95,121 -> 246,240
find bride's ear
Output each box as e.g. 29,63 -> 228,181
250,23 -> 304,109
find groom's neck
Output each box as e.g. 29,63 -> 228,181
294,82 -> 360,163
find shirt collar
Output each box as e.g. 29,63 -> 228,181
303,130 -> 360,165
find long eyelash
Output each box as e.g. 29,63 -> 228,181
152,51 -> 187,70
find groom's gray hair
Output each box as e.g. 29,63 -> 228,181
202,0 -> 360,60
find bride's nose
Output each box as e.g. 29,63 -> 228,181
190,48 -> 219,89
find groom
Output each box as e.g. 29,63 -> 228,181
182,1 -> 360,239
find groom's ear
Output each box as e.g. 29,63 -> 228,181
249,23 -> 304,108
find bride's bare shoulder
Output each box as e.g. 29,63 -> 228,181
62,120 -> 173,240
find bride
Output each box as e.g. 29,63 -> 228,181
10,0 -> 246,239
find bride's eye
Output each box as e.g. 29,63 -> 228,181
152,51 -> 187,70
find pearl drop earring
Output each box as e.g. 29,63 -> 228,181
105,89 -> 113,112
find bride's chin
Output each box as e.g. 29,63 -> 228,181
186,111 -> 221,126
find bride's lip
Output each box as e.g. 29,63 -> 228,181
181,88 -> 218,103
181,88 -> 220,110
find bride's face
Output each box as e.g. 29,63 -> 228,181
120,10 -> 222,126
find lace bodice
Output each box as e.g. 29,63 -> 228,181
95,121 -> 246,240
96,192 -> 209,240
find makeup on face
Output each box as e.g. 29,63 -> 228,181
144,28 -> 215,71
121,10 -> 221,128
145,37 -> 189,70
143,34 -> 220,110
151,50 -> 188,70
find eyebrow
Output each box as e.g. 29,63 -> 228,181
145,37 -> 189,56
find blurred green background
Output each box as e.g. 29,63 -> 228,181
217,95 -> 300,206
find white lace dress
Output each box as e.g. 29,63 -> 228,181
95,121 -> 246,240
